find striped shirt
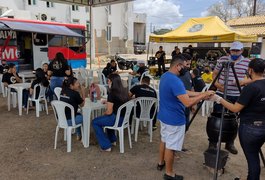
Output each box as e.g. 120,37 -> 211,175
215,55 -> 250,96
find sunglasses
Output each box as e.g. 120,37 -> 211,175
230,49 -> 241,52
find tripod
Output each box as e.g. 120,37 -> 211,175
187,61 -> 265,179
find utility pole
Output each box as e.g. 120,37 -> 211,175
253,0 -> 257,16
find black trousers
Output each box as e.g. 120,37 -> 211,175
157,60 -> 166,76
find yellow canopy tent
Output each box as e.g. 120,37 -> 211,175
149,16 -> 257,43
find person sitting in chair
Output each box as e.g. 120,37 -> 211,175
129,60 -> 147,86
129,76 -> 158,129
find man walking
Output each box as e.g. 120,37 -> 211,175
157,55 -> 214,180
155,46 -> 166,77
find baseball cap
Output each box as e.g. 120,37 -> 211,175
230,41 -> 243,50
137,60 -> 145,64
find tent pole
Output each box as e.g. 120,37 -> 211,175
146,41 -> 150,64
89,5 -> 92,69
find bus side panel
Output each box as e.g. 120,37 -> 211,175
48,47 -> 86,68
0,46 -> 19,61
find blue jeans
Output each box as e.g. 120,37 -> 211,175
239,123 -> 265,180
92,114 -> 123,150
67,114 -> 83,136
23,89 -> 29,107
50,76 -> 64,95
131,77 -> 140,86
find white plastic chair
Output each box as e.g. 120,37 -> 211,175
97,69 -> 107,87
132,97 -> 158,142
1,82 -> 17,107
54,87 -> 62,100
139,71 -> 155,89
104,100 -> 134,153
97,84 -> 108,99
201,83 -> 213,116
26,84 -> 48,117
51,100 -> 83,153
79,68 -> 90,88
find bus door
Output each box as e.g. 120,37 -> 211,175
32,33 -> 48,69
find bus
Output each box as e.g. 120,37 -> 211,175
0,18 -> 87,71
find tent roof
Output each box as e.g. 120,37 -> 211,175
149,16 -> 257,43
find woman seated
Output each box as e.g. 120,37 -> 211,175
60,77 -> 86,140
22,68 -> 49,109
92,74 -> 129,151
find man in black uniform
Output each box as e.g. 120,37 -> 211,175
191,68 -> 205,92
129,76 -> 158,129
171,46 -> 181,59
2,63 -> 22,87
155,46 -> 166,76
0,59 -> 8,74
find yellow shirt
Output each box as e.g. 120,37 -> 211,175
201,72 -> 213,83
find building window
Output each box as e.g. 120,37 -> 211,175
86,21 -> 90,38
28,0 -> 36,5
106,23 -> 112,42
72,5 -> 79,11
72,19 -> 80,24
85,6 -> 89,13
51,17 -> 56,22
46,2 -> 54,8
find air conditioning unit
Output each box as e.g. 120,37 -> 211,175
38,13 -> 50,21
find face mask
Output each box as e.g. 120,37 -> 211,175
247,70 -> 252,80
231,54 -> 241,61
204,69 -> 210,73
179,67 -> 187,76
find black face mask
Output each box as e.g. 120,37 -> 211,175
204,69 -> 210,73
179,67 -> 187,76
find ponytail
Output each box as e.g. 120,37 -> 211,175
62,76 -> 77,93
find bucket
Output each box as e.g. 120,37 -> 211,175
204,149 -> 229,170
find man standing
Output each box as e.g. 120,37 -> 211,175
155,46 -> 166,77
209,41 -> 251,154
171,46 -> 181,59
129,76 -> 157,129
179,53 -> 193,130
157,55 -> 214,180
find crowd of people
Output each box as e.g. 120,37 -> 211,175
1,41 -> 265,180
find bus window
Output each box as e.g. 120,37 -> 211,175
33,33 -> 47,46
0,39 -> 16,46
48,35 -> 65,47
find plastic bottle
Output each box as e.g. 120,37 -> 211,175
93,89 -> 97,103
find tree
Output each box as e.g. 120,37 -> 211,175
205,0 -> 265,21
153,28 -> 172,35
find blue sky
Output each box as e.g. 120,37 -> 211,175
134,0 -> 219,30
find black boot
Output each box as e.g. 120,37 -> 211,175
225,143 -> 238,154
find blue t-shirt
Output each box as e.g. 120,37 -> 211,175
158,72 -> 186,126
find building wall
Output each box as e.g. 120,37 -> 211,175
0,0 -> 143,56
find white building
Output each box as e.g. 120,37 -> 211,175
0,0 -> 146,56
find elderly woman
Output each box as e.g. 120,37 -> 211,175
92,74 -> 129,152
209,58 -> 265,180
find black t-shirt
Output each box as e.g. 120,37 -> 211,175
30,79 -> 49,98
0,65 -> 8,74
102,67 -> 112,78
2,72 -> 21,85
130,84 -> 157,118
48,60 -> 69,77
179,71 -> 193,91
60,88 -> 84,120
237,79 -> 265,122
155,51 -> 166,62
192,76 -> 205,92
107,92 -> 126,115
110,65 -> 117,73
136,66 -> 148,80
171,51 -> 181,59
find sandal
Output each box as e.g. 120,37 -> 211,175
157,161 -> 165,171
